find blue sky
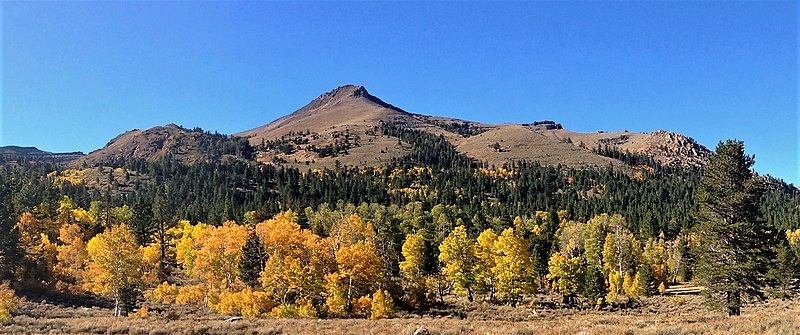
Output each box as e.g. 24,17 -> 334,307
2,1 -> 797,184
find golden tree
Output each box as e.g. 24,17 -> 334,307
438,225 -> 477,301
546,252 -> 583,304
474,229 -> 498,300
493,228 -> 534,306
54,223 -> 89,291
85,224 -> 143,316
191,221 -> 249,294
400,232 -> 429,308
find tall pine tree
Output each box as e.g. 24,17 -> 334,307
0,175 -> 19,281
693,140 -> 774,316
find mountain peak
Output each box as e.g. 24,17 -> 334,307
310,85 -> 370,105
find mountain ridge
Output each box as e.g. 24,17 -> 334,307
68,85 -> 711,171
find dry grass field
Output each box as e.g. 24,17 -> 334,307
3,294 -> 798,335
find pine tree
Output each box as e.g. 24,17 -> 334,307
239,232 -> 266,288
0,176 -> 19,281
693,140 -> 774,316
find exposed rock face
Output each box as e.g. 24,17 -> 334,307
640,130 -> 710,168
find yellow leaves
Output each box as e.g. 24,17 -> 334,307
0,282 -> 17,321
622,271 -> 643,300
476,167 -> 516,180
400,232 -> 429,308
336,241 -> 383,290
85,224 -> 143,298
438,225 -> 477,298
493,228 -> 535,304
606,270 -> 622,303
352,295 -> 372,317
175,284 -> 207,305
474,229 -> 498,296
323,272 -> 348,317
54,223 -> 88,291
191,221 -> 249,292
71,208 -> 94,226
546,252 -> 583,297
140,243 -> 162,285
400,233 -> 426,278
215,287 -> 275,318
128,305 -> 148,318
173,221 -> 207,276
658,281 -> 667,295
370,289 -> 394,319
49,169 -> 85,187
786,229 -> 800,248
146,282 -> 179,304
255,210 -> 316,259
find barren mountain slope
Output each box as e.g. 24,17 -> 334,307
456,124 -> 624,169
237,85 -> 710,170
69,124 -> 246,167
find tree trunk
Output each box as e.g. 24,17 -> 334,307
726,291 -> 741,316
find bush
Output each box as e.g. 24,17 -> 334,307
215,287 -> 275,318
0,282 -> 15,321
175,284 -> 207,305
146,282 -> 179,304
370,289 -> 394,319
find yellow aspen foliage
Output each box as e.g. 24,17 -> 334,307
145,281 -> 179,304
175,284 -> 207,305
546,252 -> 583,299
642,237 -> 670,287
191,221 -> 249,292
296,298 -> 318,318
54,223 -> 88,291
493,228 -> 535,305
85,224 -> 143,316
328,213 -> 376,248
260,254 -> 323,305
622,271 -> 644,300
71,208 -> 94,226
370,289 -> 394,319
215,287 -> 275,318
658,281 -> 667,295
173,221 -> 208,276
325,240 -> 384,314
270,304 -> 299,318
128,305 -> 148,318
606,270 -> 622,303
352,295 -> 372,317
15,212 -> 58,286
256,211 -> 327,306
787,229 -> 800,252
323,272 -> 348,317
57,196 -> 76,224
438,225 -> 477,300
474,229 -> 498,299
255,210 -> 310,259
400,232 -> 429,308
0,282 -> 16,321
140,243 -> 162,285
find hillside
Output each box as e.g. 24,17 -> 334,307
0,145 -> 84,164
237,85 -> 710,170
69,124 -> 253,168
65,85 -> 710,172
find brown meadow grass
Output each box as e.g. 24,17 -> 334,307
2,294 -> 797,335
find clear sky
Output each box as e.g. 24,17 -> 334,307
2,1 -> 797,184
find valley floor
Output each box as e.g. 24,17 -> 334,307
2,294 -> 798,335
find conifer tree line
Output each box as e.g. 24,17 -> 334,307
0,134 -> 797,318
